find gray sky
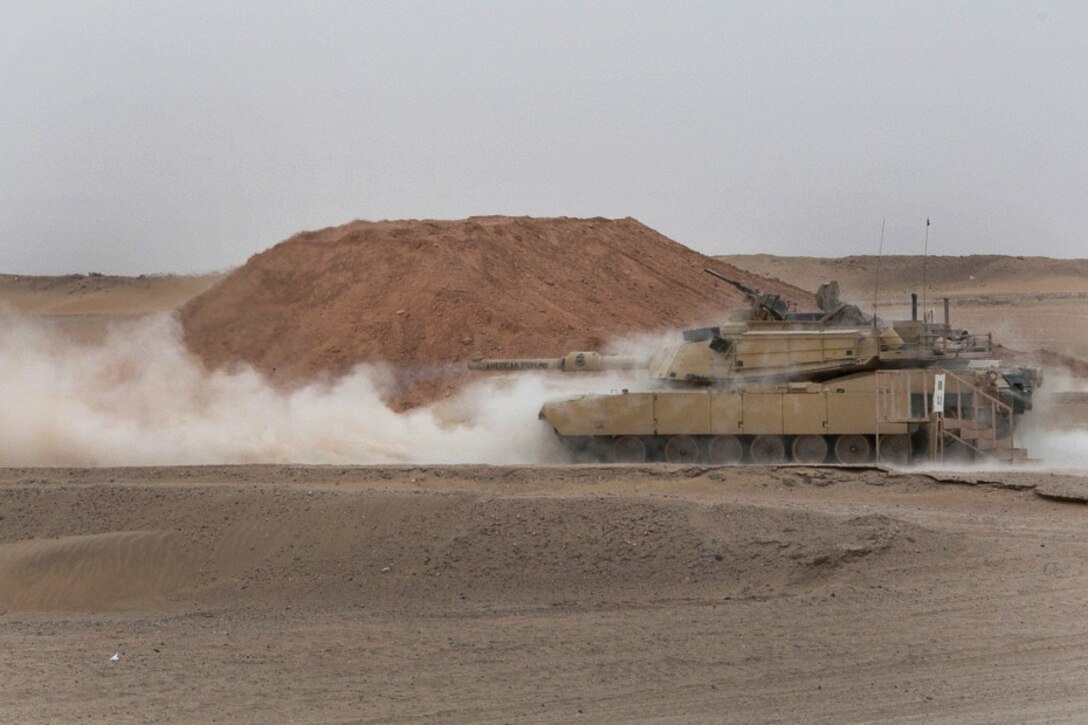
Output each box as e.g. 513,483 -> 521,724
2,1 -> 1086,274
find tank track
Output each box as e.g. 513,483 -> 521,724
560,433 -> 919,466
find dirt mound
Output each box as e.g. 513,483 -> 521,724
180,216 -> 812,406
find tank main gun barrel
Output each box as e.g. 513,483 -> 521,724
468,358 -> 563,371
468,351 -> 645,372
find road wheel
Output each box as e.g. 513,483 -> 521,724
664,435 -> 701,463
791,435 -> 828,464
750,435 -> 786,464
707,435 -> 744,465
878,435 -> 911,466
567,436 -> 610,463
834,434 -> 871,464
612,435 -> 647,463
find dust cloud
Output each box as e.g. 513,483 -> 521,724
1,313 -> 1082,468
1020,381 -> 1088,470
1020,430 -> 1088,470
0,314 -> 634,467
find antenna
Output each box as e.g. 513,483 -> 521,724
921,217 -> 930,324
873,216 -> 885,328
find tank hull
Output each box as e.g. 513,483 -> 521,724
540,369 -> 1021,465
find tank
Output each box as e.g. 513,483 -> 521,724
468,273 -> 1040,465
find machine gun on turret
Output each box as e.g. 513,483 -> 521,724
703,267 -> 790,321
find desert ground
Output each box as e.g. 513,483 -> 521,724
4,464 -> 1088,724
2,250 -> 1087,723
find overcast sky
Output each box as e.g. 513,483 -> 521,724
2,1 -> 1085,274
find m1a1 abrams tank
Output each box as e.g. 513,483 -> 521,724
469,272 -> 1040,466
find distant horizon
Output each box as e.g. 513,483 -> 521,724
2,236 -> 1085,280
